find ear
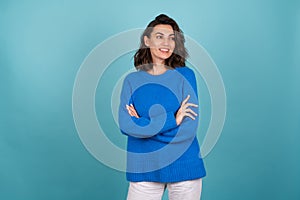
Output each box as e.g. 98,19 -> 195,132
144,35 -> 150,47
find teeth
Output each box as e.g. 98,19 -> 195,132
160,48 -> 169,52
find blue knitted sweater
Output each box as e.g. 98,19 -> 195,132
118,66 -> 206,183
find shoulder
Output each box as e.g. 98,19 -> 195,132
175,66 -> 198,95
123,70 -> 142,83
175,66 -> 196,80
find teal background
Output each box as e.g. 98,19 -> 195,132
1,0 -> 299,199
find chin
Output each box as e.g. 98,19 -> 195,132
159,53 -> 172,60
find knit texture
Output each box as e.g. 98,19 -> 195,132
118,66 -> 206,183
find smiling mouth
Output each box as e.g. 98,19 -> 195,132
159,48 -> 171,53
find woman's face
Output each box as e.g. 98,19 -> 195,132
144,24 -> 175,65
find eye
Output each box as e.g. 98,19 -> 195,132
156,35 -> 163,39
170,37 -> 175,41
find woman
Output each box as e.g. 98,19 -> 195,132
118,14 -> 206,200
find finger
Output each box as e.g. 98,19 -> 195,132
127,105 -> 135,112
127,110 -> 134,117
186,108 -> 198,116
131,113 -> 138,118
186,102 -> 198,107
126,104 -> 130,110
185,113 -> 196,120
128,106 -> 139,117
132,112 -> 139,118
128,104 -> 135,108
129,104 -> 137,111
182,95 -> 190,105
128,110 -> 139,118
126,105 -> 135,116
128,106 -> 140,118
181,102 -> 198,110
126,105 -> 132,115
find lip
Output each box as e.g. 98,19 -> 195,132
159,48 -> 170,53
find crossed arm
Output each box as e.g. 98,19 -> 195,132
125,94 -> 198,126
119,69 -> 199,142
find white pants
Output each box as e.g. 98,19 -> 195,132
127,178 -> 202,200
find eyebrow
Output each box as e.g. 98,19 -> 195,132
155,32 -> 175,36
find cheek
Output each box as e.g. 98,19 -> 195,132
169,39 -> 175,47
149,47 -> 160,57
151,40 -> 161,47
170,43 -> 176,52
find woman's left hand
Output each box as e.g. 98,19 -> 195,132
175,95 -> 198,125
126,104 -> 140,118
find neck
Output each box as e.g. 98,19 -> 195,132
148,62 -> 165,75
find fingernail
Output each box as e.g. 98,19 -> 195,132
130,104 -> 133,106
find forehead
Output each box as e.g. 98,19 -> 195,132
152,24 -> 174,35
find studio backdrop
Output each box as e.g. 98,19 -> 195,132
1,0 -> 299,200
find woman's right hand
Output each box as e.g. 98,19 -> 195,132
126,104 -> 140,118
175,95 -> 198,125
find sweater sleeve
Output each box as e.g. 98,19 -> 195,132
118,77 -> 179,138
152,68 -> 199,143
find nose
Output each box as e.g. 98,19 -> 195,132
162,37 -> 170,46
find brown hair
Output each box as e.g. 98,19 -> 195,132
134,14 -> 188,71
